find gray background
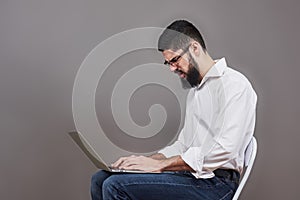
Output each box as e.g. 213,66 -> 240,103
0,0 -> 299,199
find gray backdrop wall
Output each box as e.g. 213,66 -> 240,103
1,0 -> 299,199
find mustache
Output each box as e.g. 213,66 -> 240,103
174,68 -> 185,75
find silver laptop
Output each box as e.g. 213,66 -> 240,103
68,131 -> 149,173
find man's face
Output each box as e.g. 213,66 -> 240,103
162,49 -> 201,87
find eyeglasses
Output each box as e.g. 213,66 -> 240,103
164,45 -> 190,66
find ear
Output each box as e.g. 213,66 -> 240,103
190,41 -> 201,57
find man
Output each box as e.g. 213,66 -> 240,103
91,19 -> 257,200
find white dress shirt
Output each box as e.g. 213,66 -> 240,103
158,58 -> 257,179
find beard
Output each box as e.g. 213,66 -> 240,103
186,64 -> 201,87
185,54 -> 202,87
175,52 -> 202,89
177,64 -> 201,89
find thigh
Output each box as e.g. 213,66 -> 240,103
103,171 -> 236,200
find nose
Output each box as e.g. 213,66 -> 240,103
169,64 -> 178,72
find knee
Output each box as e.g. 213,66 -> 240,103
91,173 -> 98,190
102,176 -> 127,199
102,176 -> 118,191
91,170 -> 110,190
90,170 -> 112,200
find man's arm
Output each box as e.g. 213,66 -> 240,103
160,155 -> 196,172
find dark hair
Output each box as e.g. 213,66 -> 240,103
158,20 -> 206,52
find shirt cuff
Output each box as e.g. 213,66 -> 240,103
181,147 -> 205,178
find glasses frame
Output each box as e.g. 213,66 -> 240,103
163,45 -> 190,66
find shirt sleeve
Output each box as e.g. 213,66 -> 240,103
181,81 -> 257,178
158,128 -> 188,158
158,90 -> 194,158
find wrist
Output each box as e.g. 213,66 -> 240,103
150,153 -> 166,160
158,157 -> 174,171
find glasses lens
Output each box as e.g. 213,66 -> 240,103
171,56 -> 180,63
163,45 -> 190,66
164,56 -> 180,66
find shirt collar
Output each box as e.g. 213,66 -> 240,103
196,57 -> 227,89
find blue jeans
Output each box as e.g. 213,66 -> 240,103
91,170 -> 239,200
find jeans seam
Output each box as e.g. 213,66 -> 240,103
121,182 -> 198,187
196,181 -> 224,189
219,189 -> 233,200
118,180 -> 226,190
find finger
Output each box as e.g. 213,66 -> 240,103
118,157 -> 137,168
124,164 -> 143,171
111,157 -> 127,168
117,155 -> 145,168
115,156 -> 137,168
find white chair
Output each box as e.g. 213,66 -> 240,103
232,137 -> 258,200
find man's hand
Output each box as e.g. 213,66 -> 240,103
111,154 -> 195,173
111,155 -> 164,173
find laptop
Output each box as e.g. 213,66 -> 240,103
68,131 -> 149,173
